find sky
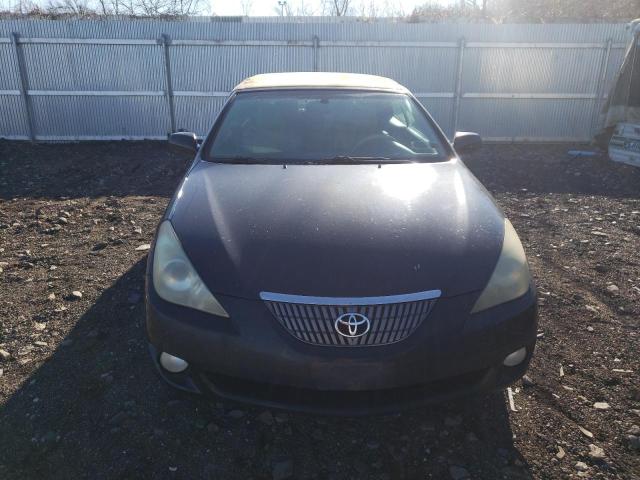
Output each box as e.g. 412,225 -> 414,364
211,0 -> 455,17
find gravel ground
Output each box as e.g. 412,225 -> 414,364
0,141 -> 639,480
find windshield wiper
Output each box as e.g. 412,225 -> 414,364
320,155 -> 402,164
209,156 -> 266,164
209,155 -> 413,165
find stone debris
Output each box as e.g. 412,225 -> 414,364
507,387 -> 517,412
606,284 -> 619,294
575,461 -> 589,472
588,443 -> 606,460
578,426 -> 594,439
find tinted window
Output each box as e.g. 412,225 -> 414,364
205,90 -> 448,163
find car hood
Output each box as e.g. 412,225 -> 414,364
167,159 -> 504,300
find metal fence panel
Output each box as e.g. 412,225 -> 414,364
23,43 -> 165,91
463,46 -> 604,94
0,95 -> 29,139
31,95 -> 168,139
0,43 -> 20,90
0,42 -> 27,138
460,97 -> 596,140
169,45 -> 313,92
318,45 -> 458,94
0,18 -> 632,142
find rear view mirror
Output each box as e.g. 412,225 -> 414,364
168,132 -> 198,153
453,131 -> 482,154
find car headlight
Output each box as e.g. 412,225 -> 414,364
471,218 -> 531,314
152,220 -> 229,317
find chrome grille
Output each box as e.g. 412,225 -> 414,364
261,290 -> 440,347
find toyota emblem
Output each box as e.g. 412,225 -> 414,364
334,313 -> 370,338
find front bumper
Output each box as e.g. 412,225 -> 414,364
145,275 -> 537,414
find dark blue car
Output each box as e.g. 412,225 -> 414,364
145,73 -> 537,414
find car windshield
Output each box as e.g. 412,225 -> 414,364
205,90 -> 449,163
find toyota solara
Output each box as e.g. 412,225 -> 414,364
145,72 -> 537,414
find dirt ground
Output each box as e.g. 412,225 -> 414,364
0,141 -> 638,480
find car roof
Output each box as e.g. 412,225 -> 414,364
233,72 -> 410,94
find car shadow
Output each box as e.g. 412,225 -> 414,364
0,259 -> 532,480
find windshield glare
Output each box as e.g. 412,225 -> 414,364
205,91 -> 448,163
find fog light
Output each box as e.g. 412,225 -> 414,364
503,347 -> 527,367
160,352 -> 189,373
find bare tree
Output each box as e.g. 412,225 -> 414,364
357,0 -> 405,18
334,0 -> 350,15
96,0 -> 109,14
240,0 -> 252,16
135,0 -> 166,15
489,0 -> 639,22
3,0 -> 208,15
47,0 -> 94,15
0,0 -> 15,11
290,0 -> 314,15
410,0 -> 639,22
172,0 -> 207,15
133,0 -> 206,16
95,0 -> 125,15
322,0 -> 350,16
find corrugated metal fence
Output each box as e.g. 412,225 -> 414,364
0,19 -> 631,142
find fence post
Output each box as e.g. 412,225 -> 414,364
451,37 -> 466,136
312,35 -> 320,72
160,34 -> 176,134
590,38 -> 613,135
10,32 -> 36,141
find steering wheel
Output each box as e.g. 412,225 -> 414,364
350,133 -> 395,154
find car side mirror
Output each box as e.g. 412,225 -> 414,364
453,131 -> 482,154
168,132 -> 198,153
